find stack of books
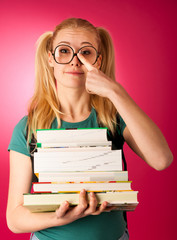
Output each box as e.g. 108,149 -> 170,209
23,128 -> 138,212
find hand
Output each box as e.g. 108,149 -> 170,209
55,189 -> 116,226
77,53 -> 117,99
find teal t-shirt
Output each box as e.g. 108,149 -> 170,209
8,108 -> 127,240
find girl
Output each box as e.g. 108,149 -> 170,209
6,18 -> 173,240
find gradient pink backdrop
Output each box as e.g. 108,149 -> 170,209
1,0 -> 177,239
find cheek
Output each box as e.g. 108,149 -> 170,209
53,66 -> 64,80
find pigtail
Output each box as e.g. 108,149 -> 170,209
97,27 -> 116,81
27,32 -> 61,142
34,32 -> 53,93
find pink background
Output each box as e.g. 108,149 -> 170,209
1,0 -> 177,239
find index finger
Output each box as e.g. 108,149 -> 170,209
77,53 -> 95,72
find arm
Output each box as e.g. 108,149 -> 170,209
78,53 -> 173,171
110,83 -> 173,170
6,151 -> 109,233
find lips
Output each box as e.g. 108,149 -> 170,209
65,72 -> 84,75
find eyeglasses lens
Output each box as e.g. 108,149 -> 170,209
55,46 -> 73,64
78,47 -> 97,65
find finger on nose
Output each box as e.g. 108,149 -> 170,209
77,53 -> 94,71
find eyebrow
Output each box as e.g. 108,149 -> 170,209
57,41 -> 93,46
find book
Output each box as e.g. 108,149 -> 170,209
36,171 -> 129,182
37,141 -> 112,149
34,150 -> 122,173
36,128 -> 109,144
32,181 -> 132,193
37,146 -> 112,152
23,191 -> 139,213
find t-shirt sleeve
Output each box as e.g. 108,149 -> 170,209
119,115 -> 126,136
8,116 -> 30,157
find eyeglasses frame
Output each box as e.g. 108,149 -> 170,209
52,44 -> 100,65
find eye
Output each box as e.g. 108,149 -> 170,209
81,50 -> 91,55
60,48 -> 70,54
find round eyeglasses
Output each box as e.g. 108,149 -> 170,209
52,44 -> 100,65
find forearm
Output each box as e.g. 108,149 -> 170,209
109,82 -> 173,170
7,205 -> 59,233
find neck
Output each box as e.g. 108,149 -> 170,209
57,86 -> 91,122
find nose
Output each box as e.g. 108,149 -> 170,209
70,53 -> 82,66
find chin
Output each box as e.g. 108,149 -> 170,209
65,78 -> 85,87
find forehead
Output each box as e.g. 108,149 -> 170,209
53,28 -> 98,48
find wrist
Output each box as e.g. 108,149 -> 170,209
108,81 -> 131,111
50,211 -> 63,227
51,209 -> 74,227
107,81 -> 121,102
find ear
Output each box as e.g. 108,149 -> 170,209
95,54 -> 102,70
48,51 -> 54,67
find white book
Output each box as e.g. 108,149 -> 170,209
37,141 -> 112,148
37,146 -> 112,152
34,150 -> 122,173
33,181 -> 132,193
34,163 -> 122,172
37,128 -> 109,144
34,150 -> 122,161
23,191 -> 139,213
36,171 -> 128,182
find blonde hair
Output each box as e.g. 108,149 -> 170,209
27,18 -> 118,142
